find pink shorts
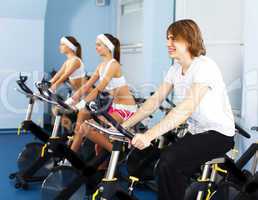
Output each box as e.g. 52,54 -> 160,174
108,103 -> 137,121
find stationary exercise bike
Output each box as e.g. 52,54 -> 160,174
83,100 -> 139,200
40,91 -> 113,200
9,75 -> 62,189
73,92 -> 170,200
184,123 -> 258,200
9,76 -> 81,189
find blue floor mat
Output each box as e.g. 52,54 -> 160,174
0,133 -> 157,200
0,133 -> 40,199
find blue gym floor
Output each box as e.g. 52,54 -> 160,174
0,132 -> 156,200
0,133 -> 40,199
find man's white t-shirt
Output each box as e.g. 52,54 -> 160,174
164,55 -> 235,137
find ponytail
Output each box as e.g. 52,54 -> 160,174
75,42 -> 82,59
65,36 -> 82,59
104,34 -> 120,62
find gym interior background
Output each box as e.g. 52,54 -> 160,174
0,0 -> 257,199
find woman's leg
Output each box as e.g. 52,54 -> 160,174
79,112 -> 124,152
70,109 -> 92,152
158,131 -> 234,200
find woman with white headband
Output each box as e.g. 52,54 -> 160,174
50,36 -> 86,92
50,36 -> 91,133
66,33 -> 137,154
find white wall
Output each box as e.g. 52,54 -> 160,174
175,0 -> 244,115
239,0 -> 258,170
121,0 -> 174,95
0,0 -> 47,19
0,0 -> 47,130
242,0 -> 258,128
0,18 -> 45,129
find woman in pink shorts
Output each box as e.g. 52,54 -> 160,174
66,33 -> 137,153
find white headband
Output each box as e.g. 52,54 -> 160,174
97,34 -> 115,53
60,37 -> 77,52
